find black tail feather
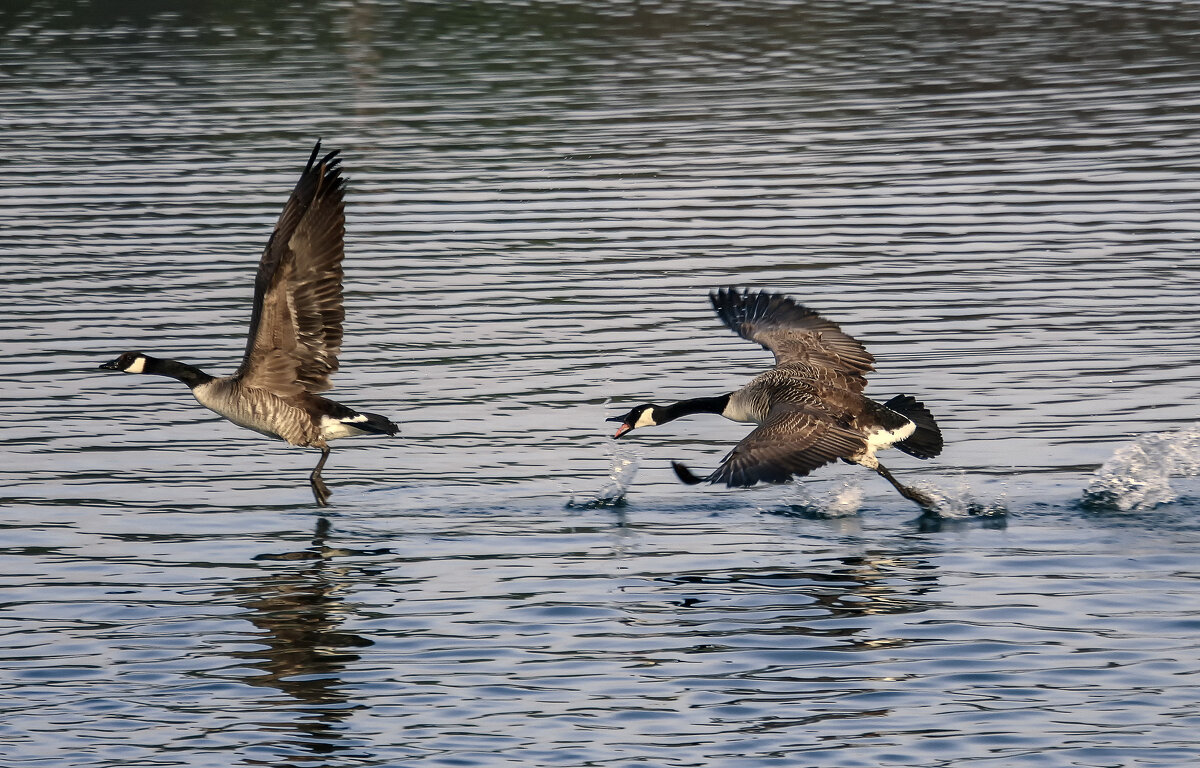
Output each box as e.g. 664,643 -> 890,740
353,410 -> 400,436
671,461 -> 706,485
319,396 -> 397,437
884,394 -> 943,460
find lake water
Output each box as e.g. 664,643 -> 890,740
4,1 -> 1200,765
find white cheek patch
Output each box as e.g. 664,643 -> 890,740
634,410 -> 657,428
124,357 -> 146,374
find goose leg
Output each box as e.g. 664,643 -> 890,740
873,462 -> 937,512
310,447 -> 332,507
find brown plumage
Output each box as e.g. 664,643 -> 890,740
707,406 -> 867,487
237,145 -> 345,395
99,143 -> 398,506
712,288 -> 875,385
608,288 -> 943,511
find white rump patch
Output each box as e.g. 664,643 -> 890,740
319,414 -> 369,440
863,421 -> 917,454
866,421 -> 916,451
852,421 -> 917,467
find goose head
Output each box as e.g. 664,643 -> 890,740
99,351 -> 149,374
607,404 -> 662,439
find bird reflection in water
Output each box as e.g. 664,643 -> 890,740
653,552 -> 948,734
218,517 -> 389,763
656,549 -> 942,644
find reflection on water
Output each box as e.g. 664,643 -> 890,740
221,518 -> 381,764
660,551 -> 941,629
5,0 -> 1200,766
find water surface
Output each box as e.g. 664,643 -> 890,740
3,2 -> 1200,766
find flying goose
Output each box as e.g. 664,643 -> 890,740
608,288 -> 943,510
100,143 -> 398,506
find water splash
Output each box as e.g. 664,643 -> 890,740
567,443 -> 641,509
910,475 -> 1007,520
1082,425 -> 1200,512
827,484 -> 866,516
775,474 -> 1005,521
776,482 -> 865,518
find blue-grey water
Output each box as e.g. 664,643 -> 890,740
4,2 -> 1200,766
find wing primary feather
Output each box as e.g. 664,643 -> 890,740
671,462 -> 706,485
708,287 -> 875,381
234,143 -> 348,394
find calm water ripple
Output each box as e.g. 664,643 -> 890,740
3,1 -> 1200,766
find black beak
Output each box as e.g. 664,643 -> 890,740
99,360 -> 120,371
605,415 -> 624,423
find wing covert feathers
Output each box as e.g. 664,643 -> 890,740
704,407 -> 867,487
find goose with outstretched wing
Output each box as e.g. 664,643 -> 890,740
608,288 -> 942,510
100,143 -> 398,506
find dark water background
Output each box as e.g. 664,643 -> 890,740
3,1 -> 1200,765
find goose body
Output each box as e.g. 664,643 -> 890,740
608,288 -> 942,510
99,144 -> 398,505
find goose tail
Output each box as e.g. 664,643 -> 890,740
671,461 -> 707,485
883,395 -> 942,460
351,410 -> 400,437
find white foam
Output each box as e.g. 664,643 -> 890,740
910,475 -> 1002,519
779,481 -> 864,517
826,483 -> 865,517
1083,425 -> 1200,511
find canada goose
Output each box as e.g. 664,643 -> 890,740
99,143 -> 398,506
608,288 -> 943,510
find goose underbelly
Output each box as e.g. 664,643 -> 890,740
192,381 -> 313,446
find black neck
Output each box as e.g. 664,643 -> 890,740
659,393 -> 731,424
143,355 -> 214,389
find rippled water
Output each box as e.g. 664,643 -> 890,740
4,1 -> 1200,765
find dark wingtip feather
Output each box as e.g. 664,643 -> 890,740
711,286 -> 824,327
294,141 -> 344,198
671,461 -> 707,485
302,139 -> 343,187
707,286 -> 875,377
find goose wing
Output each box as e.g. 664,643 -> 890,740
710,288 -> 874,388
235,142 -> 346,395
704,406 -> 866,487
